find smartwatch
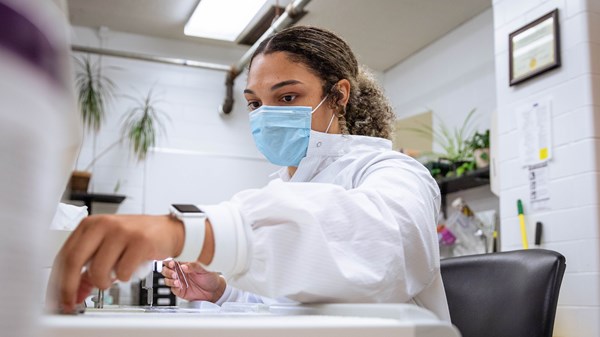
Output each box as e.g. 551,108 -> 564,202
169,204 -> 207,262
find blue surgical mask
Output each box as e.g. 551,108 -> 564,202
249,96 -> 331,166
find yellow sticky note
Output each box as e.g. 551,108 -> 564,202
540,147 -> 548,160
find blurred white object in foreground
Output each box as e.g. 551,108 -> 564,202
0,0 -> 81,336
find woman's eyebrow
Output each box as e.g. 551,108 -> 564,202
244,80 -> 303,95
270,79 -> 303,91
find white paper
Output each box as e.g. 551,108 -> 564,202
516,98 -> 553,167
528,162 -> 550,210
50,202 -> 88,230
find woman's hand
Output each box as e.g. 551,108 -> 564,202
47,214 -> 185,314
162,260 -> 226,303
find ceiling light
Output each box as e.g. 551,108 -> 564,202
184,0 -> 269,41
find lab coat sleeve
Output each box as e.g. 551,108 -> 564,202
201,158 -> 441,303
215,285 -> 265,305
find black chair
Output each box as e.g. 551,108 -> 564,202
440,249 -> 566,337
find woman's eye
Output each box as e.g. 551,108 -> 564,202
247,101 -> 261,111
281,95 -> 296,103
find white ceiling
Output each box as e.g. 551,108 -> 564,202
67,0 -> 491,72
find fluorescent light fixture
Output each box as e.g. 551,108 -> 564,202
185,0 -> 269,41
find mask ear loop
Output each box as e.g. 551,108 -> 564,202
324,112 -> 336,134
311,94 -> 329,114
312,94 -> 336,133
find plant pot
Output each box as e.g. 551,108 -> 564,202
474,148 -> 490,168
70,170 -> 91,193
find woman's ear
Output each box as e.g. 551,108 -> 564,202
337,79 -> 351,106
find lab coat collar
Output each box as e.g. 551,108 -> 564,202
304,130 -> 391,158
282,131 -> 391,182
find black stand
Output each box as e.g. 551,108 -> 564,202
69,192 -> 126,214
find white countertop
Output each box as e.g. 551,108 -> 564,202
41,303 -> 461,337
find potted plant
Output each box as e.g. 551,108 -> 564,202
468,130 -> 490,169
121,88 -> 169,162
72,88 -> 169,195
71,55 -> 116,192
409,109 -> 478,178
71,55 -> 168,193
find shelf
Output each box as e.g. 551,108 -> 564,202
437,167 -> 490,195
438,167 -> 490,217
69,192 -> 126,214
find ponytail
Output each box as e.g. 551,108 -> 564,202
334,67 -> 395,139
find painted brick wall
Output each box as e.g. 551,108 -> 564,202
492,0 -> 600,335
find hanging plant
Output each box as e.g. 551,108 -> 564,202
74,55 -> 115,132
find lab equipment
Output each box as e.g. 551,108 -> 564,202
92,261 -> 156,309
136,260 -> 187,307
141,263 -> 154,307
172,260 -> 190,289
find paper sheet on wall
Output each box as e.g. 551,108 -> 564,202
528,162 -> 550,210
516,98 -> 553,167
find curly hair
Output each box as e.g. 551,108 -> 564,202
248,26 -> 395,139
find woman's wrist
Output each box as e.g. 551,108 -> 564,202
199,219 -> 215,264
167,215 -> 214,264
211,275 -> 227,303
164,214 -> 185,258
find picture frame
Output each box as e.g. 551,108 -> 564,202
509,9 -> 561,86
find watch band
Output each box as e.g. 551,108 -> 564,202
176,215 -> 207,262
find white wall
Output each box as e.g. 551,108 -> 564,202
384,8 -> 497,134
493,0 -> 600,335
383,8 -> 499,218
69,26 -> 276,214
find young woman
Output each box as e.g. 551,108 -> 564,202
50,26 -> 449,321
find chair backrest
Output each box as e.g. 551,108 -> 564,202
440,249 -> 566,337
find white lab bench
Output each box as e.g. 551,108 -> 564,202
41,303 -> 460,337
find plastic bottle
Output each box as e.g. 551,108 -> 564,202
444,198 -> 487,256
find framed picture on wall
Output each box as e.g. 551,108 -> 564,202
509,9 -> 561,86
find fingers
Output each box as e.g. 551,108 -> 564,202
114,238 -> 151,282
56,217 -> 107,312
164,278 -> 182,288
88,235 -> 128,289
161,261 -> 177,279
160,260 -> 186,289
181,262 -> 207,274
170,286 -> 183,298
75,272 -> 96,304
51,214 -> 181,313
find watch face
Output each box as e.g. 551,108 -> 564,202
172,204 -> 203,213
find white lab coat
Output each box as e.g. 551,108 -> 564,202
201,131 -> 450,321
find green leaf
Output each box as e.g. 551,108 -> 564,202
121,88 -> 169,162
74,55 -> 116,133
